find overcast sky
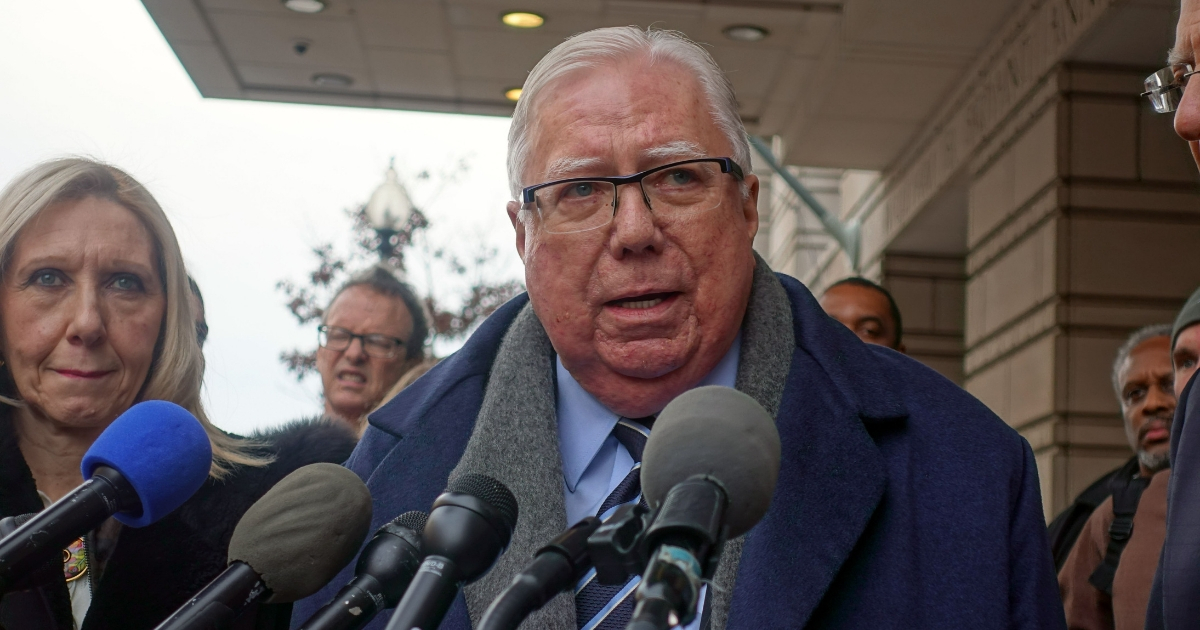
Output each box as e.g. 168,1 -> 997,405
0,0 -> 524,435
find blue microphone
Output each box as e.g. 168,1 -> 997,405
0,400 -> 212,592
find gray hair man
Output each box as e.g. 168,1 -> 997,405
1060,325 -> 1175,629
292,26 -> 1064,630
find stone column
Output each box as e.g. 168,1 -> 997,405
883,253 -> 966,385
963,64 -> 1200,519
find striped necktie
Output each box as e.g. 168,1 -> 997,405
575,416 -> 653,630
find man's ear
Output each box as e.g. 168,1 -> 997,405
507,200 -> 527,262
741,173 -> 760,242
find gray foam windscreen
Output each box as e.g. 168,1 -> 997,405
641,386 -> 781,538
228,462 -> 373,603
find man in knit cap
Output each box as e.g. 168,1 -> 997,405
1147,286 -> 1200,629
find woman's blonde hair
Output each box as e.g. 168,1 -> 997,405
0,157 -> 268,478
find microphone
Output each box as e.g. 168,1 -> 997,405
631,386 -> 781,630
476,516 -> 601,630
296,511 -> 428,630
384,474 -> 518,630
0,400 -> 212,594
154,463 -> 372,630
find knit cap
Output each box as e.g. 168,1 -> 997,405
1174,286 -> 1200,350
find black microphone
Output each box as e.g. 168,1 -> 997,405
477,516 -> 602,630
0,401 -> 212,594
629,386 -> 781,630
384,474 -> 518,630
296,511 -> 428,630
154,463 -> 372,630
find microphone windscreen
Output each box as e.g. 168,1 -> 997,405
228,463 -> 372,603
447,473 -> 519,533
391,510 -> 429,533
641,386 -> 781,538
79,400 -> 213,527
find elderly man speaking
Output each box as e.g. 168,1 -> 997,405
293,27 -> 1064,630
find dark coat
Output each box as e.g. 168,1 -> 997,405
1146,371 -> 1200,629
0,413 -> 357,630
293,274 -> 1066,629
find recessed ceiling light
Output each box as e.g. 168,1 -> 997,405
504,87 -> 523,101
283,0 -> 326,13
312,72 -> 353,88
722,24 -> 769,42
501,11 -> 545,28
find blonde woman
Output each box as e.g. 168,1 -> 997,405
0,158 -> 355,630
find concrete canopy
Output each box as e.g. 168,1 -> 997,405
142,0 -> 1025,173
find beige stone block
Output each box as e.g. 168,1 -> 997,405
1068,217 -> 1200,299
965,359 -> 1011,422
934,279 -> 966,333
969,152 -> 1016,246
1140,107 -> 1200,184
969,220 -> 1057,340
883,253 -> 964,279
1012,107 -> 1059,208
888,277 -> 934,330
1063,418 -> 1128,449
1066,181 -> 1200,214
912,355 -> 964,385
1069,99 -> 1138,180
1008,335 -> 1056,428
1066,301 -> 1183,330
1065,68 -> 1144,96
1067,335 -> 1124,415
904,332 -> 964,356
965,278 -> 987,347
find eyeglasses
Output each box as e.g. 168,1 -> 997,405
317,325 -> 406,359
1142,63 -> 1197,114
519,157 -> 744,234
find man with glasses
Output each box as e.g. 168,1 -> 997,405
293,26 -> 1064,630
315,264 -> 428,437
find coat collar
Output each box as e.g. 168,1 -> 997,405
725,273 -> 905,627
366,273 -> 908,629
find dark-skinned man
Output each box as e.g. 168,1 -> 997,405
1059,325 -> 1175,630
819,277 -> 907,353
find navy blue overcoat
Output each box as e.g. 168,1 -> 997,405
293,274 -> 1066,629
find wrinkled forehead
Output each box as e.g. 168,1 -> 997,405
522,58 -> 723,178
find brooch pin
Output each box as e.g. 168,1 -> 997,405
63,537 -> 87,583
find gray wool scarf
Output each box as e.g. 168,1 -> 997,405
451,256 -> 795,629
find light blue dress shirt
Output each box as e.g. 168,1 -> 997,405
555,333 -> 742,630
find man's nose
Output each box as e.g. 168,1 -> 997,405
1174,82 -> 1200,141
343,336 -> 369,363
608,185 -> 661,257
1143,384 -> 1175,415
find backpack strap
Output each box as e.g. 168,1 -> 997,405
1088,474 -> 1151,595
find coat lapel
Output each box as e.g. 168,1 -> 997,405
725,275 -> 905,627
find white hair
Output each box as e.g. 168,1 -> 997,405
507,26 -> 751,201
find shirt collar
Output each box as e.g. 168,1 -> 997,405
555,332 -> 742,491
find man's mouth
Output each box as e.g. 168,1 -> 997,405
607,292 -> 678,310
338,371 -> 366,384
1141,419 -> 1172,445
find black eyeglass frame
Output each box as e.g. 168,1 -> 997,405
317,324 -> 407,359
520,157 -> 745,206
